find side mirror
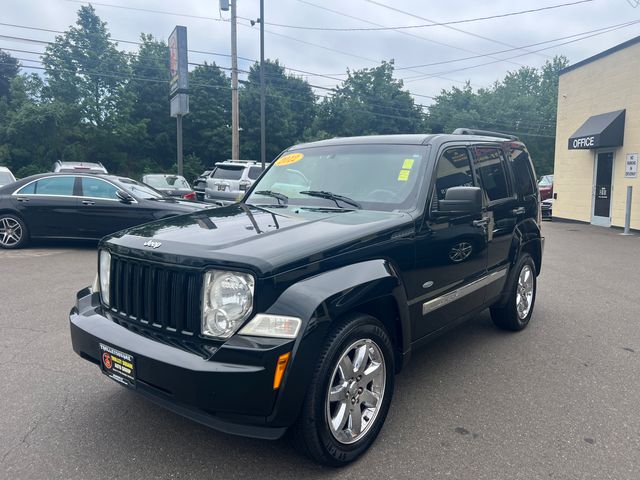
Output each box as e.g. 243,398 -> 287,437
435,186 -> 482,216
116,190 -> 134,203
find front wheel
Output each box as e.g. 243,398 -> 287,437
490,253 -> 537,331
0,214 -> 29,249
291,314 -> 395,467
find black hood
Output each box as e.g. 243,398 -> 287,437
104,204 -> 414,277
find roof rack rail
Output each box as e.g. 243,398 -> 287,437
452,128 -> 518,141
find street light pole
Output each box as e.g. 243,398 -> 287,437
259,0 -> 266,170
231,0 -> 239,160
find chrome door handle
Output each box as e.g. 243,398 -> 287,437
82,200 -> 95,206
472,218 -> 488,227
511,207 -> 526,215
16,197 -> 29,202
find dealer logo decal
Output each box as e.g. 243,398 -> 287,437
102,352 -> 112,369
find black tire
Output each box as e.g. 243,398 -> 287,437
291,313 -> 395,467
490,253 -> 537,331
0,213 -> 29,249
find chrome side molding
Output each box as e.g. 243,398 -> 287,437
422,268 -> 507,316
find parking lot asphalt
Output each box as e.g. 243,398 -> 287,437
1,222 -> 639,479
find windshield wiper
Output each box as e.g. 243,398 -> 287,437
299,190 -> 362,209
254,190 -> 289,205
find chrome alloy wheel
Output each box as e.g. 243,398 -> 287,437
516,264 -> 534,320
0,217 -> 22,247
325,338 -> 386,445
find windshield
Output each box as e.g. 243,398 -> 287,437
538,175 -> 553,186
144,175 -> 190,189
212,165 -> 244,180
245,144 -> 429,211
0,171 -> 15,185
117,178 -> 165,199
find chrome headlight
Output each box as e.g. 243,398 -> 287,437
201,270 -> 255,339
99,250 -> 111,306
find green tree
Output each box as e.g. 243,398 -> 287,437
239,59 -> 316,160
314,60 -> 423,137
184,62 -> 232,167
0,50 -> 20,99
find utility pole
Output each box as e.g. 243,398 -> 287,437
259,0 -> 266,170
231,0 -> 240,160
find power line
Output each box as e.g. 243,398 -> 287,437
260,0 -> 594,31
363,0 -> 552,60
404,19 -> 640,83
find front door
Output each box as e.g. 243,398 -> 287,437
409,146 -> 489,340
592,152 -> 614,227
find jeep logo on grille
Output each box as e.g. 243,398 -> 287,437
143,240 -> 162,249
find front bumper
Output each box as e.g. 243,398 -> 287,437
70,288 -> 294,440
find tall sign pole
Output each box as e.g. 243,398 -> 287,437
231,0 -> 240,160
169,26 -> 189,176
259,0 -> 266,170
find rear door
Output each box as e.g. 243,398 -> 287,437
13,176 -> 80,238
472,145 -> 519,275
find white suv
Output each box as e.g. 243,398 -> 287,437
205,160 -> 263,205
0,166 -> 16,187
53,161 -> 108,174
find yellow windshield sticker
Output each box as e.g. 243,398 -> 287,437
402,158 -> 414,170
275,153 -> 304,166
397,169 -> 410,182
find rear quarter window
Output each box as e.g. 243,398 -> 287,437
510,147 -> 536,197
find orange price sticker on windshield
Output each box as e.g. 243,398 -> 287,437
275,153 -> 304,166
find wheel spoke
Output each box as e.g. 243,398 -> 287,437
349,406 -> 362,435
329,383 -> 347,402
331,402 -> 349,431
360,389 -> 379,408
339,354 -> 355,379
360,361 -> 382,385
352,344 -> 368,374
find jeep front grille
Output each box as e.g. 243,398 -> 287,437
108,255 -> 202,337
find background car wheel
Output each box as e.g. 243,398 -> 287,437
490,253 -> 537,331
0,214 -> 28,249
291,313 -> 395,467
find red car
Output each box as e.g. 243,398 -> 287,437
538,174 -> 554,201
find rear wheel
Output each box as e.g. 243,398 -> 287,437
0,214 -> 28,249
491,253 -> 537,331
291,314 -> 394,467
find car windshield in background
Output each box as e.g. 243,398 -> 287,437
538,175 -> 553,186
145,175 -> 190,189
245,144 -> 429,212
212,165 -> 244,180
117,178 -> 164,199
0,172 -> 14,185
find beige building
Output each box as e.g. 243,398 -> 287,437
553,36 -> 640,229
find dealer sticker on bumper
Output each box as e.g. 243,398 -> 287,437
99,343 -> 136,388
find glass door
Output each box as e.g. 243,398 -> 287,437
591,152 -> 614,227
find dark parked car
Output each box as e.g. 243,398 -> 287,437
70,130 -> 543,466
538,174 -> 554,200
141,174 -> 197,201
0,173 -> 205,248
193,169 -> 214,201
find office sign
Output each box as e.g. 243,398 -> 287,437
625,153 -> 638,178
169,26 -> 188,97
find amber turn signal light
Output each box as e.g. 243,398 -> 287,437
273,352 -> 291,390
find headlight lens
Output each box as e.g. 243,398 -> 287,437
99,250 -> 111,306
239,314 -> 301,339
202,270 -> 254,338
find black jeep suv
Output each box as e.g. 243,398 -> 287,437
70,130 -> 543,466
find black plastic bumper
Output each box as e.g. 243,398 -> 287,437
69,289 -> 293,440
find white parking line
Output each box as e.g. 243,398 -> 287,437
0,249 -> 69,259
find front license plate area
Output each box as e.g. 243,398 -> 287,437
99,343 -> 136,389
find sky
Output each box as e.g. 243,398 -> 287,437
2,0 -> 639,106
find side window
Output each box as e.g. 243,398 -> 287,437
433,147 -> 475,204
509,147 -> 536,197
247,166 -> 262,180
474,147 -> 511,202
21,176 -> 76,196
81,177 -> 119,199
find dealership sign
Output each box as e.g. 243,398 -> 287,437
625,153 -> 638,178
570,136 -> 596,149
169,26 -> 188,97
